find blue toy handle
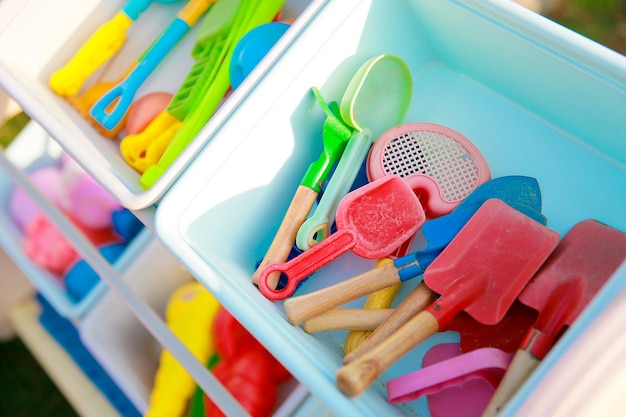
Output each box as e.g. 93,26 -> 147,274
90,18 -> 191,130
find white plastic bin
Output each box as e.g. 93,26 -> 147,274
82,235 -> 309,416
153,0 -> 626,416
0,121 -> 152,319
0,0 -> 316,210
80,235 -> 194,413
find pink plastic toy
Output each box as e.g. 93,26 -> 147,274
8,166 -> 64,231
387,343 -> 513,417
16,155 -> 125,278
23,213 -> 79,276
23,212 -> 122,277
59,158 -> 122,230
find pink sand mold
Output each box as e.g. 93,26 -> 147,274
387,343 -> 513,417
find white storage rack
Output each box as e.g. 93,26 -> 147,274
0,0 -> 324,416
2,0 -> 626,417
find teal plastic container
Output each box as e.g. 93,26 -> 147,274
155,0 -> 626,416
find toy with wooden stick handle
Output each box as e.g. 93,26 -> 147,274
283,198 -> 546,326
49,0 -> 183,97
251,91 -> 350,288
481,219 -> 626,417
335,199 -> 559,397
252,54 -> 412,288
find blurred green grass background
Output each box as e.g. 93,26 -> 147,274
546,0 -> 626,54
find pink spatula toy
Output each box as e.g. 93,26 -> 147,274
258,175 -> 426,300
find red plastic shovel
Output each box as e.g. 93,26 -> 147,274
283,176 -> 545,327
335,198 -> 559,397
482,219 -> 626,417
257,175 -> 426,300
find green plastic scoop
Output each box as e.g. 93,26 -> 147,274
252,55 -> 412,289
140,0 -> 286,188
296,55 -> 412,250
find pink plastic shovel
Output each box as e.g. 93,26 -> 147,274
257,175 -> 426,300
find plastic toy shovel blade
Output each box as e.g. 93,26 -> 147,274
335,199 -> 559,397
424,199 -> 559,326
258,176 -> 426,300
519,219 -> 626,338
482,220 -> 626,417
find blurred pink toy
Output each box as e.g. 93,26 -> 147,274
8,166 -> 64,232
59,157 -> 122,230
23,212 -> 122,277
16,155 -> 125,278
23,214 -> 79,276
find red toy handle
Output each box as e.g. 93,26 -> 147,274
257,229 -> 357,300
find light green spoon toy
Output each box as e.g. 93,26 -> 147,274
297,54 -> 413,251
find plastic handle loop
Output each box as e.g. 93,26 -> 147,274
257,229 -> 357,300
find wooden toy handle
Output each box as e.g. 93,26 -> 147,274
252,185 -> 318,287
302,308 -> 393,333
283,261 -> 400,324
343,273 -> 402,355
336,310 -> 440,397
481,348 -> 541,417
343,282 -> 438,363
